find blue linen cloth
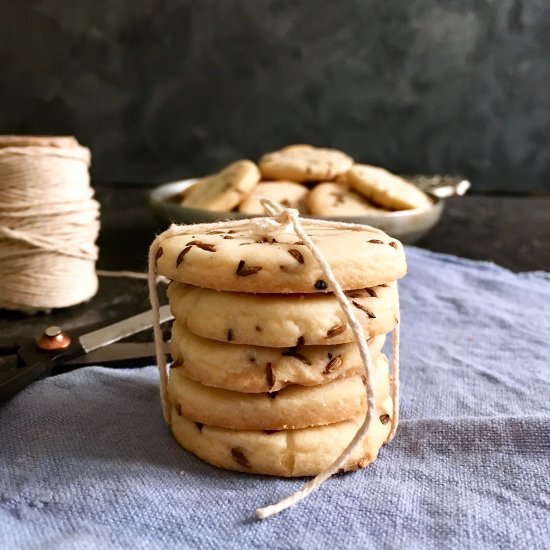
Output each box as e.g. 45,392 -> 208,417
1,246 -> 549,550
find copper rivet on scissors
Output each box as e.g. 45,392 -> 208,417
36,326 -> 72,351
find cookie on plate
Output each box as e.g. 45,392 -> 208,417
181,160 -> 260,212
168,357 -> 389,430
307,182 -> 389,216
168,281 -> 398,347
347,164 -> 432,210
238,181 -> 309,214
156,219 -> 407,293
170,397 -> 393,477
259,145 -> 353,183
170,321 -> 386,392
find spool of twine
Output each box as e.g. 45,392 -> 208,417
0,136 -> 100,313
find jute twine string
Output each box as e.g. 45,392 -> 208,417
147,202 -> 400,519
0,142 -> 100,312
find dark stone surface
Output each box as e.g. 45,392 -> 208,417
0,184 -> 548,344
1,0 -> 550,191
416,193 -> 550,268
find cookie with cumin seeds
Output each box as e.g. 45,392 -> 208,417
181,159 -> 260,212
168,355 -> 390,431
156,218 -> 406,293
170,321 -> 386,393
259,145 -> 353,182
307,182 -> 389,216
346,164 -> 433,210
169,396 -> 393,477
238,181 -> 309,214
167,281 -> 398,347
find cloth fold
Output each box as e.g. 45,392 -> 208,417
1,247 -> 549,549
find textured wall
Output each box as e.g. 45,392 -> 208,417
1,0 -> 549,190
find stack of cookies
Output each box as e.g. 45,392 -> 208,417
155,218 -> 407,477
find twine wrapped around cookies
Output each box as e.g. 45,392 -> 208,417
0,136 -> 100,313
148,200 -> 400,519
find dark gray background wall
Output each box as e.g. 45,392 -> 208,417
1,0 -> 549,191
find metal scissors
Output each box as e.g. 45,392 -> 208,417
0,305 -> 173,402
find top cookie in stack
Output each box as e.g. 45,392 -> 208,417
155,218 -> 406,477
156,221 -> 406,293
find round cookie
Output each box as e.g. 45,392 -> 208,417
167,281 -> 398,347
156,219 -> 407,293
238,181 -> 309,215
170,397 -> 393,477
168,358 -> 390,430
182,160 -> 260,212
307,182 -> 389,216
259,145 -> 353,183
347,164 -> 433,210
170,321 -> 386,392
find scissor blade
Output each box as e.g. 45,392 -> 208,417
79,305 -> 173,353
65,341 -> 170,365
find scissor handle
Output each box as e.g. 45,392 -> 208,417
0,336 -> 27,354
0,336 -> 82,403
0,354 -> 49,403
